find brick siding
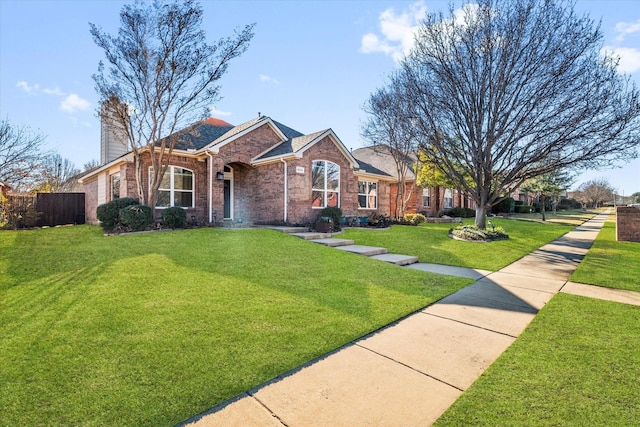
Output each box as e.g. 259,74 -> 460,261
616,206 -> 640,242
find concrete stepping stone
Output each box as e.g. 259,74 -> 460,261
334,244 -> 387,256
310,238 -> 354,247
290,231 -> 333,240
369,253 -> 418,266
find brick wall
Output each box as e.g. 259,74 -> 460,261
617,206 -> 640,242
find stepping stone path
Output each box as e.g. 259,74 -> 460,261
263,226 -> 421,267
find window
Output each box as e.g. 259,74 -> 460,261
311,160 -> 340,208
358,181 -> 377,209
444,188 -> 453,209
110,173 -> 120,200
422,187 -> 430,207
151,166 -> 194,208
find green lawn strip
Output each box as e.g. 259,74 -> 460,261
342,218 -> 575,271
506,209 -> 598,226
570,221 -> 640,292
435,294 -> 640,426
0,226 -> 472,426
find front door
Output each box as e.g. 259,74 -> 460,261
223,165 -> 233,219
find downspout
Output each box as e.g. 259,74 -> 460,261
207,152 -> 214,223
281,158 -> 288,223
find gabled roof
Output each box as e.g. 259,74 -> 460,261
252,127 -> 360,169
352,145 -> 417,181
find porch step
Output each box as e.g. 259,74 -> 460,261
310,238 -> 355,247
369,253 -> 419,266
334,245 -> 388,257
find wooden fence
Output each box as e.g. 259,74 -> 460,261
1,193 -> 85,228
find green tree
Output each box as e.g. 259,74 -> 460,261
91,0 -> 254,208
521,169 -> 574,221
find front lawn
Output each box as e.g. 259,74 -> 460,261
570,220 -> 640,292
435,294 -> 640,426
0,226 -> 471,426
342,217 -> 578,271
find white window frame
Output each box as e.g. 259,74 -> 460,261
110,172 -> 120,201
150,166 -> 195,208
444,188 -> 454,209
422,187 -> 430,207
311,160 -> 340,208
358,180 -> 378,209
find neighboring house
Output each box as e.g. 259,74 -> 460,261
351,145 -> 474,217
80,115 -> 395,226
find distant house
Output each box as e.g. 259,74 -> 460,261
352,145 -> 474,217
79,115 -> 395,225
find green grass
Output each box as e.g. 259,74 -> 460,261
435,294 -> 640,426
507,209 -> 600,226
342,217 -> 576,271
570,220 -> 640,292
0,225 -> 472,426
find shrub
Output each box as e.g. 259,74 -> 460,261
449,224 -> 509,241
161,207 -> 187,229
492,197 -> 515,214
403,213 -> 427,225
118,205 -> 153,232
514,204 -> 533,214
96,197 -> 139,231
318,206 -> 343,231
447,207 -> 475,218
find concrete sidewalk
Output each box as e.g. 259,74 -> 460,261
183,212 -> 617,426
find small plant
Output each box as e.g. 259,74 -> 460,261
161,206 -> 187,229
449,224 -> 509,242
96,197 -> 139,231
118,204 -> 153,232
318,206 -> 342,231
403,213 -> 427,225
368,213 -> 391,228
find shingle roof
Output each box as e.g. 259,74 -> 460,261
168,118 -> 235,150
256,129 -> 325,159
352,145 -> 416,180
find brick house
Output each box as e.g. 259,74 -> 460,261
80,115 -> 395,226
352,145 -> 475,217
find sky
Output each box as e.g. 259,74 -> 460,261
1,0 -> 639,196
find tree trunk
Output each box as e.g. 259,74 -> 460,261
475,192 -> 488,229
540,195 -> 546,221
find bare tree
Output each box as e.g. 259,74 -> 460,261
575,178 -> 614,208
362,76 -> 421,218
393,0 -> 640,228
90,0 -> 254,208
33,153 -> 81,193
0,118 -> 50,193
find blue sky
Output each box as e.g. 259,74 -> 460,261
1,0 -> 639,196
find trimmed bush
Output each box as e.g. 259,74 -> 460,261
96,197 -> 139,231
118,205 -> 153,232
403,213 -> 427,225
318,206 -> 343,231
448,207 -> 475,218
449,224 -> 509,241
492,197 -> 515,214
161,207 -> 187,229
514,204 -> 533,214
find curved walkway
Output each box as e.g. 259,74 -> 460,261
182,211 -> 637,426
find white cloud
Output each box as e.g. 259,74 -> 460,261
615,19 -> 640,42
604,46 -> 640,74
360,1 -> 427,61
209,107 -> 232,117
259,74 -> 280,85
16,81 -> 39,94
60,93 -> 91,113
43,86 -> 65,96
